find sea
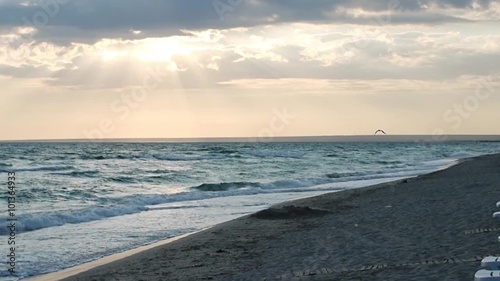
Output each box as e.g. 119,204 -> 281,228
1,141 -> 500,280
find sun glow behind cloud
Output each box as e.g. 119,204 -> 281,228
97,41 -> 192,67
134,37 -> 194,62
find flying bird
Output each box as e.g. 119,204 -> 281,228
374,129 -> 387,135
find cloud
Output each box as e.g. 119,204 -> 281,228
0,1 -> 498,92
1,23 -> 497,91
0,0 -> 496,44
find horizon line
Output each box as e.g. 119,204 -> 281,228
2,134 -> 500,143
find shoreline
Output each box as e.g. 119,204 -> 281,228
23,232 -> 196,281
27,153 -> 500,280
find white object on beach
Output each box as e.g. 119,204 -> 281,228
475,269 -> 500,280
493,212 -> 500,218
481,257 -> 500,270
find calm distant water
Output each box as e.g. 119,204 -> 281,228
1,141 -> 499,280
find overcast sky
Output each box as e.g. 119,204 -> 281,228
1,0 -> 499,140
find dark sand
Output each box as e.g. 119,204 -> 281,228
37,153 -> 500,280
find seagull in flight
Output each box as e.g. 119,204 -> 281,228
374,129 -> 387,135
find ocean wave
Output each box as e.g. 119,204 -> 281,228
0,165 -> 73,173
325,153 -> 344,158
153,154 -> 222,161
326,172 -> 357,179
0,203 -> 147,235
116,154 -> 145,160
73,152 -> 146,161
260,179 -> 325,189
107,176 -> 138,183
0,162 -> 13,167
214,149 -> 238,154
0,192 -> 215,235
245,150 -> 305,158
196,146 -> 238,154
144,175 -> 177,182
193,182 -> 257,191
51,170 -> 100,178
80,155 -> 107,160
325,167 -> 439,184
147,169 -> 177,174
449,152 -> 477,159
375,160 -> 405,165
325,164 -> 435,182
192,179 -> 329,192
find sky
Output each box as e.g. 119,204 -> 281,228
0,0 -> 499,140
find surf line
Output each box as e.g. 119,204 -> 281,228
271,254 -> 495,280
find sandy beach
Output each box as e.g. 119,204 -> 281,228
31,153 -> 500,281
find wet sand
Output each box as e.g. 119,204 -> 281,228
32,153 -> 500,280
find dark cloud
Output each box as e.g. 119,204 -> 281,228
437,0 -> 478,8
0,0 -> 493,44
